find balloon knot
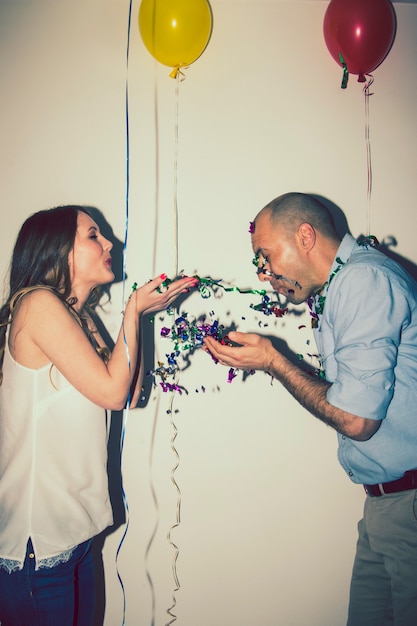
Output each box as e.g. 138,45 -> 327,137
169,65 -> 187,81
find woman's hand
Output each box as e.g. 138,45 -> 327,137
132,274 -> 199,316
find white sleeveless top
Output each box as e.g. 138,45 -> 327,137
0,331 -> 113,571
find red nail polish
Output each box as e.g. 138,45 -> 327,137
160,273 -> 167,280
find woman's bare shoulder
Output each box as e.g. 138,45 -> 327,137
14,287 -> 68,317
20,286 -> 63,302
9,289 -> 70,367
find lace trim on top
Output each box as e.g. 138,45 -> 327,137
0,547 -> 75,573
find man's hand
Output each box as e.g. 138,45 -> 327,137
203,330 -> 277,372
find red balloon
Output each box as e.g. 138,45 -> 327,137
323,0 -> 396,83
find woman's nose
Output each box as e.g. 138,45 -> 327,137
104,237 -> 113,251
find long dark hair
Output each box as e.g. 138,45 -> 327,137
0,205 -> 105,382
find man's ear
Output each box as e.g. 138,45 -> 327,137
297,222 -> 316,252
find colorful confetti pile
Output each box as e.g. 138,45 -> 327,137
147,276 -> 288,393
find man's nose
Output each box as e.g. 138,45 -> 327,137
257,270 -> 270,283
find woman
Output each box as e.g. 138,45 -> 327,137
0,205 -> 197,626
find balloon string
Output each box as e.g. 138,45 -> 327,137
165,389 -> 182,626
363,74 -> 374,236
144,395 -> 162,626
164,72 -> 184,624
152,64 -> 160,277
146,62 -> 164,625
173,72 -> 180,277
122,0 -> 131,306
116,414 -> 130,626
116,1 -> 133,623
149,69 -> 162,625
147,58 -> 184,626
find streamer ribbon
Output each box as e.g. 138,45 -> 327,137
339,52 -> 349,89
159,274 -> 267,299
116,1 -> 133,624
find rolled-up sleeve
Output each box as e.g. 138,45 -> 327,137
322,264 -> 409,421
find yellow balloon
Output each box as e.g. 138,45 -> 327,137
139,0 -> 213,70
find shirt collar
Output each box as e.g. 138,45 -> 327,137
328,233 -> 358,277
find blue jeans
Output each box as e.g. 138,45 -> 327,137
0,539 -> 95,626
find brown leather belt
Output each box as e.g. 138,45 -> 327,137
364,469 -> 417,497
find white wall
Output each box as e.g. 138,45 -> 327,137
1,1 -> 416,625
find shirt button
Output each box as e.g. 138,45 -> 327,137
348,471 -> 353,477
29,553 -> 35,559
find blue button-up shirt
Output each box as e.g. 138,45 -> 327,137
313,233 -> 417,484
